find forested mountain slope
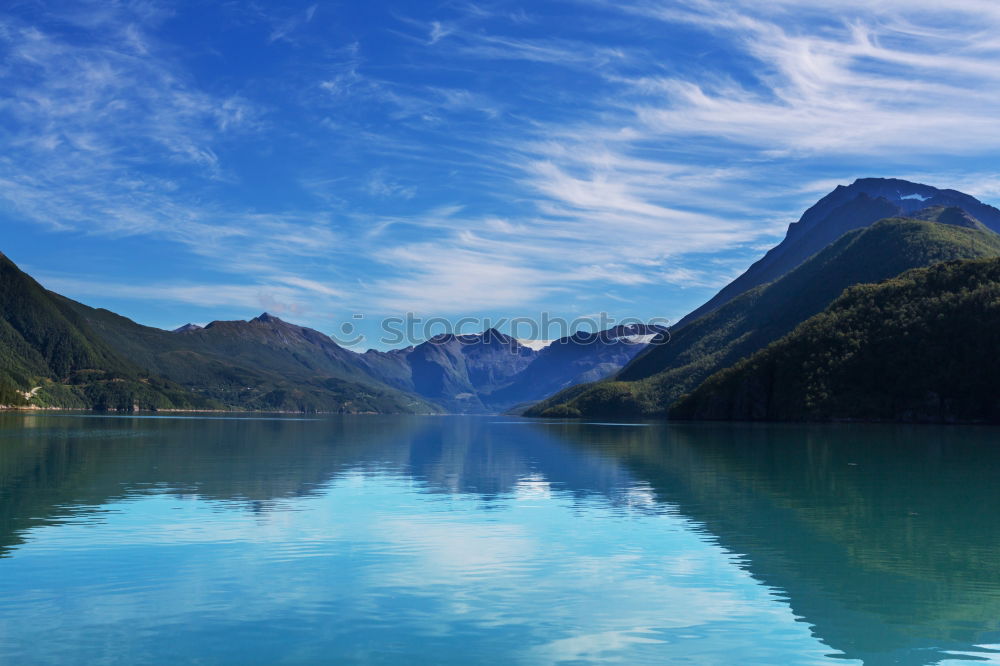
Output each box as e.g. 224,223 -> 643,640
527,217 -> 1000,418
672,258 -> 1000,423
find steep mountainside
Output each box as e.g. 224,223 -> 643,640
527,217 -> 1000,418
491,325 -> 664,411
676,178 -> 1000,327
64,304 -> 441,414
360,324 -> 663,413
0,251 -> 440,413
0,252 -> 219,411
1,245 -> 660,415
672,258 -> 1000,423
360,330 -> 537,413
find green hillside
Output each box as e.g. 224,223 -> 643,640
0,252 -> 439,414
0,252 -> 220,411
528,218 -> 1000,418
673,178 -> 1000,329
64,305 -> 442,414
672,257 -> 1000,423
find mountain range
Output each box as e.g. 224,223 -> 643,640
0,256 -> 440,414
0,252 -> 661,413
358,325 -> 663,413
5,176 -> 1000,421
674,178 -> 1000,328
526,178 -> 1000,422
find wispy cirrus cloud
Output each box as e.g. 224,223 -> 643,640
0,4 -> 349,279
34,275 -> 330,318
5,0 -> 1000,340
605,0 -> 1000,156
348,0 -> 1000,318
268,4 -> 318,44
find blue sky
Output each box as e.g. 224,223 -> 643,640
3,0 -> 1000,349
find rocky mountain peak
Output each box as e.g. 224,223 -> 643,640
674,177 -> 1000,329
252,312 -> 283,324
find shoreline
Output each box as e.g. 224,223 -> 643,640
0,406 -> 440,416
2,405 -> 997,425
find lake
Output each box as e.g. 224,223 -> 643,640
1,413 -> 999,665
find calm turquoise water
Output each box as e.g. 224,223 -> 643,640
1,414 -> 1000,665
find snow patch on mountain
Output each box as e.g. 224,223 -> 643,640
618,333 -> 658,344
517,339 -> 555,351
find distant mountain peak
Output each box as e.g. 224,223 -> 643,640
432,328 -> 521,348
172,323 -> 203,333
252,312 -> 284,324
839,177 -> 997,216
475,327 -> 517,346
674,177 -> 1000,328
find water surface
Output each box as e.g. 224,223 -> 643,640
1,413 -> 999,665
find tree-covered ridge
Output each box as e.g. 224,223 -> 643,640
0,252 -> 439,413
671,257 -> 1000,423
527,218 -> 1000,418
64,304 -> 442,414
0,252 -> 220,411
673,178 -> 1000,329
1,246 -> 648,414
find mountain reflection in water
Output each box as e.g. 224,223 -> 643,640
1,413 -> 998,665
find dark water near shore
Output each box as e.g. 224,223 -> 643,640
1,413 -> 999,665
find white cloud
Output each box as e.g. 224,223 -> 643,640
607,0 -> 1000,156
8,0 -> 1000,326
33,276 -> 326,317
365,169 -> 417,199
428,20 -> 453,45
0,7 -> 349,285
345,0 -> 1000,314
268,4 -> 319,44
